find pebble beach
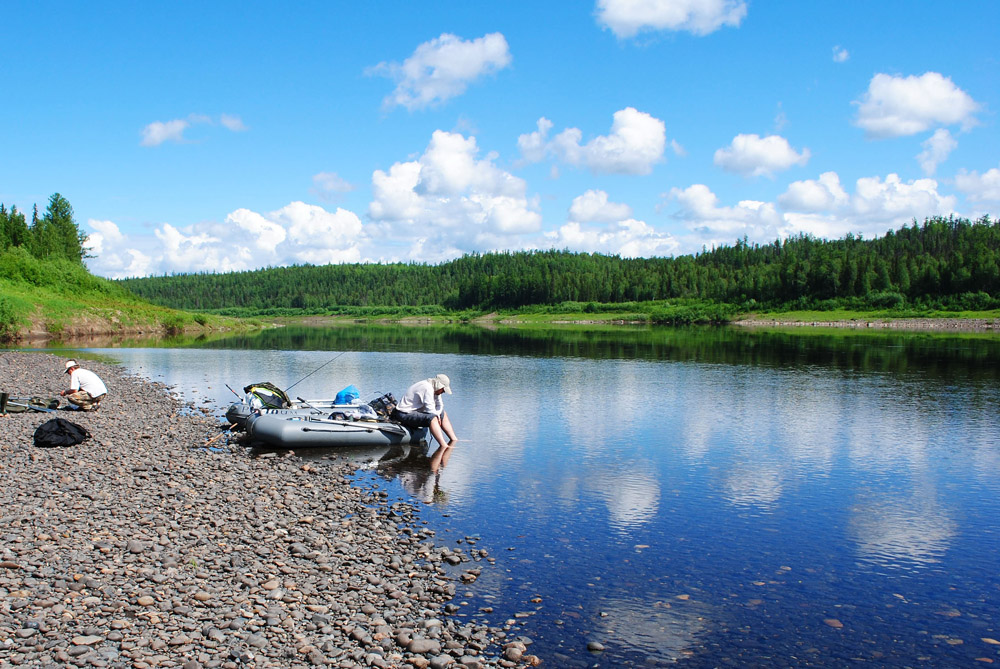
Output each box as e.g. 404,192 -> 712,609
0,352 -> 538,668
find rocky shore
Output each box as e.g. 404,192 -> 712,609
732,317 -> 1000,331
0,352 -> 538,668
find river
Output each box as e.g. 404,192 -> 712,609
29,324 -> 1000,666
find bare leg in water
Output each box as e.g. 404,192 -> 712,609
430,441 -> 455,473
428,410 -> 459,448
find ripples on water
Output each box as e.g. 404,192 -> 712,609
36,325 -> 1000,667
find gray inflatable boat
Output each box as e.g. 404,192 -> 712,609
246,413 -> 428,449
225,400 -> 350,429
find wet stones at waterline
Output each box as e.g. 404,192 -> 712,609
0,352 -> 540,668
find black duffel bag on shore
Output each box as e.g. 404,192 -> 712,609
33,418 -> 91,448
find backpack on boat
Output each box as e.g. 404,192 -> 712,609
33,418 -> 91,448
243,382 -> 291,409
368,393 -> 396,418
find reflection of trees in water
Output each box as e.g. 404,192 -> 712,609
190,324 -> 1000,382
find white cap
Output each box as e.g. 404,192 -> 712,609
432,373 -> 452,394
64,360 -> 78,374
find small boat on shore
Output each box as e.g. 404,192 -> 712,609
225,382 -> 396,430
246,413 -> 427,449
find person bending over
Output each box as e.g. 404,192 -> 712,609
391,373 -> 459,448
60,359 -> 107,411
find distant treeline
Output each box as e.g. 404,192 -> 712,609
119,215 -> 1000,314
0,193 -> 89,263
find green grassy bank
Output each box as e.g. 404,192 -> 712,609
0,248 -> 252,343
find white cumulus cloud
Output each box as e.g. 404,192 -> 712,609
155,223 -> 240,274
667,172 -> 959,253
779,172 -> 849,212
569,190 -> 633,223
545,219 -> 679,257
83,219 -> 126,256
596,0 -> 747,38
220,114 -> 248,132
84,202 -> 368,278
917,129 -> 957,176
371,32 -> 511,111
669,184 -> 783,245
367,130 -> 541,260
141,119 -> 190,146
955,165 -> 1000,203
714,134 -> 810,177
854,72 -> 981,138
141,113 -> 248,146
832,45 -> 849,63
781,172 -> 957,225
226,208 -> 288,251
518,107 -> 667,175
851,174 -> 957,222
516,118 -> 554,164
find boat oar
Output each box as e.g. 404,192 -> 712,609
205,424 -> 238,446
295,396 -> 329,416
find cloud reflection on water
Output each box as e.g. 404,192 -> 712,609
848,494 -> 956,569
592,594 -> 709,663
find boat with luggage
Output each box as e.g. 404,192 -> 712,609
224,381 -> 382,429
225,400 -> 343,429
226,381 -> 420,449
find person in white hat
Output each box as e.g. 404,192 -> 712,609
391,373 -> 458,448
60,360 -> 108,411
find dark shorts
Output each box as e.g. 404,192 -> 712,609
391,408 -> 436,428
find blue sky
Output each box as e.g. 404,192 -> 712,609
2,1 -> 998,278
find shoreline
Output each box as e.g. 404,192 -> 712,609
285,313 -> 1000,333
731,317 -> 1000,332
0,352 -> 537,668
9,314 -> 1000,346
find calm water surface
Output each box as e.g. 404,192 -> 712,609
42,326 -> 1000,666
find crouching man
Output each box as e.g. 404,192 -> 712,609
61,359 -> 107,411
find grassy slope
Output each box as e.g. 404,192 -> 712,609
0,249 -> 249,341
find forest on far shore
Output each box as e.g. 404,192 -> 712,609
117,215 -> 1000,323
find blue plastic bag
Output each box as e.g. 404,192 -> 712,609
334,384 -> 360,404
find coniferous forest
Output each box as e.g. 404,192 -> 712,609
4,192 -> 999,323
0,193 -> 89,263
119,215 -> 1000,317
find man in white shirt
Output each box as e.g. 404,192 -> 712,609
61,359 -> 108,411
391,373 -> 459,448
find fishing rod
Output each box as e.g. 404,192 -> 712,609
285,350 -> 349,393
